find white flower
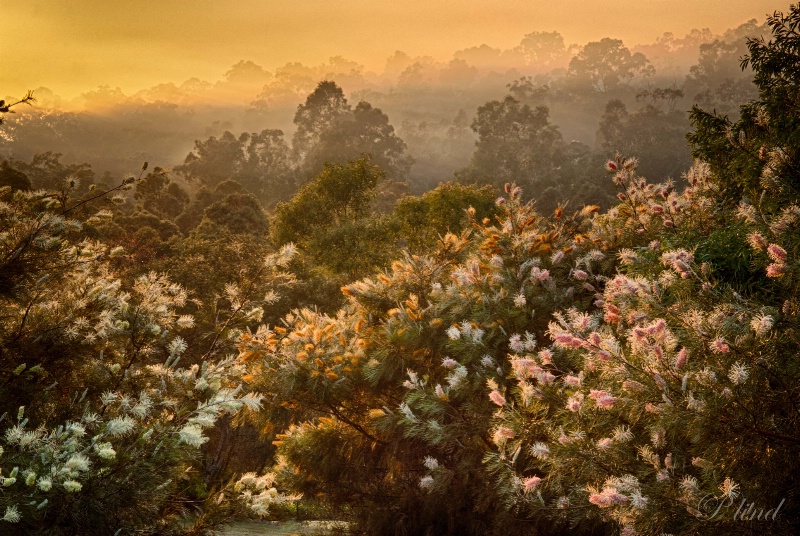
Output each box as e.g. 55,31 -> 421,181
423,456 -> 439,470
176,315 -> 195,329
37,477 -> 52,492
178,424 -> 209,447
750,314 -> 774,337
513,292 -> 527,308
728,362 -> 749,385
105,416 -> 136,437
65,454 -> 90,472
94,442 -> 117,460
446,326 -> 460,340
529,442 -> 549,459
1,505 -> 20,523
63,480 -> 82,493
419,475 -> 435,490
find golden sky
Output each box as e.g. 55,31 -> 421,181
1,0 -> 792,99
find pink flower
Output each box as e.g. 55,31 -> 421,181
710,338 -> 730,354
589,389 -> 617,409
596,438 -> 613,450
767,244 -> 788,262
523,476 -> 542,493
566,394 -> 583,412
766,263 -> 787,277
494,427 -> 515,441
748,233 -> 767,251
537,349 -> 553,365
563,375 -> 581,387
605,160 -> 618,171
572,269 -> 589,280
489,390 -> 506,407
650,204 -> 664,214
675,348 -> 688,368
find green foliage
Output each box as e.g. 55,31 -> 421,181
391,181 -> 499,252
0,160 -> 30,191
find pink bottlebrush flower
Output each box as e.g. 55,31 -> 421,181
563,375 -> 581,387
653,373 -> 666,390
710,338 -> 730,354
653,345 -> 664,362
767,244 -> 788,262
551,251 -> 565,264
572,269 -> 589,280
494,427 -> 515,442
650,240 -> 661,250
596,438 -> 613,450
589,493 -> 613,508
645,402 -> 662,413
649,319 -> 667,335
566,394 -> 583,412
650,204 -> 664,214
504,183 -> 511,193
537,349 -> 553,365
657,470 -> 670,482
536,371 -> 556,385
604,311 -> 620,323
766,263 -> 787,277
663,219 -> 674,228
597,350 -> 612,361
589,390 -> 617,409
605,160 -> 618,171
747,233 -> 767,251
495,197 -> 506,206
588,332 -> 601,346
675,348 -> 688,368
632,327 -> 648,341
489,390 -> 506,407
622,380 -> 646,392
554,333 -> 574,346
523,476 -> 542,493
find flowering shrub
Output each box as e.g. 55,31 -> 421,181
252,9 -> 800,534
0,186 -> 296,533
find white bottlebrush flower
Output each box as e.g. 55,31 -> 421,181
446,325 -> 461,340
750,314 -> 774,337
423,456 -> 439,470
530,442 -> 549,459
105,416 -> 136,437
63,480 -> 82,493
728,362 -> 749,385
419,475 -> 435,490
176,315 -> 195,329
94,442 -> 116,460
65,454 -> 91,472
1,505 -> 20,523
513,292 -> 527,308
37,477 -> 52,492
178,424 -> 209,447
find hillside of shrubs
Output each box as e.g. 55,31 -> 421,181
1,7 -> 799,536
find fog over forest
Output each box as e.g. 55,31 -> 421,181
1,19 -> 766,203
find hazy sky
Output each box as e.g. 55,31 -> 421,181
1,0 -> 792,99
